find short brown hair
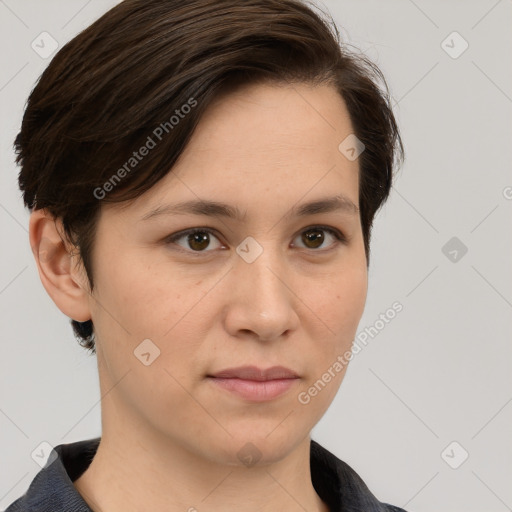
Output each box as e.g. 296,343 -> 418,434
15,0 -> 404,353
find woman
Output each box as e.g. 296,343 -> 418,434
6,0 -> 405,510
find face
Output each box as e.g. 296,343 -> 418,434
83,82 -> 367,465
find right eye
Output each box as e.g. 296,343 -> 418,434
164,228 -> 225,254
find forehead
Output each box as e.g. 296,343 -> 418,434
103,82 -> 359,221
191,81 -> 354,153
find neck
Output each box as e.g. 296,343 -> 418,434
73,412 -> 329,512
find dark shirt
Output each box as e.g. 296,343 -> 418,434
4,438 -> 407,512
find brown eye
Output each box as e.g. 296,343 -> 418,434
167,228 -> 223,252
166,225 -> 345,255
187,231 -> 211,251
293,226 -> 345,251
302,228 -> 325,249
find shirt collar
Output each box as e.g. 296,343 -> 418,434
6,438 -> 398,512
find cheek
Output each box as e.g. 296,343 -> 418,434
312,263 -> 367,336
91,259 -> 203,415
295,266 -> 367,417
99,256 -> 186,337
95,257 -> 214,386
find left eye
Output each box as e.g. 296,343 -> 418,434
165,226 -> 346,254
292,226 -> 346,250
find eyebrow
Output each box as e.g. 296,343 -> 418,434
140,194 -> 359,222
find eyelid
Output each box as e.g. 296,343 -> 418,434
164,225 -> 348,254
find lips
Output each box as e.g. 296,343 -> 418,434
207,365 -> 299,402
208,365 -> 298,381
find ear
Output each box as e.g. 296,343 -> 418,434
29,208 -> 92,322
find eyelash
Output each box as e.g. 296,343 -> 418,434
164,225 -> 347,256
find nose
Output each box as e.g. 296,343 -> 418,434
222,244 -> 300,342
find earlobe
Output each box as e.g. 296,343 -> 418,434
29,209 -> 92,322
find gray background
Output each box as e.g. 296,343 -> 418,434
1,1 -> 511,511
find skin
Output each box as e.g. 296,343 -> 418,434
30,81 -> 368,512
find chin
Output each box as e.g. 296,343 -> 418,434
206,427 -> 307,468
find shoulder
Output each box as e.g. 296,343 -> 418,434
3,439 -> 99,512
310,439 -> 409,512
